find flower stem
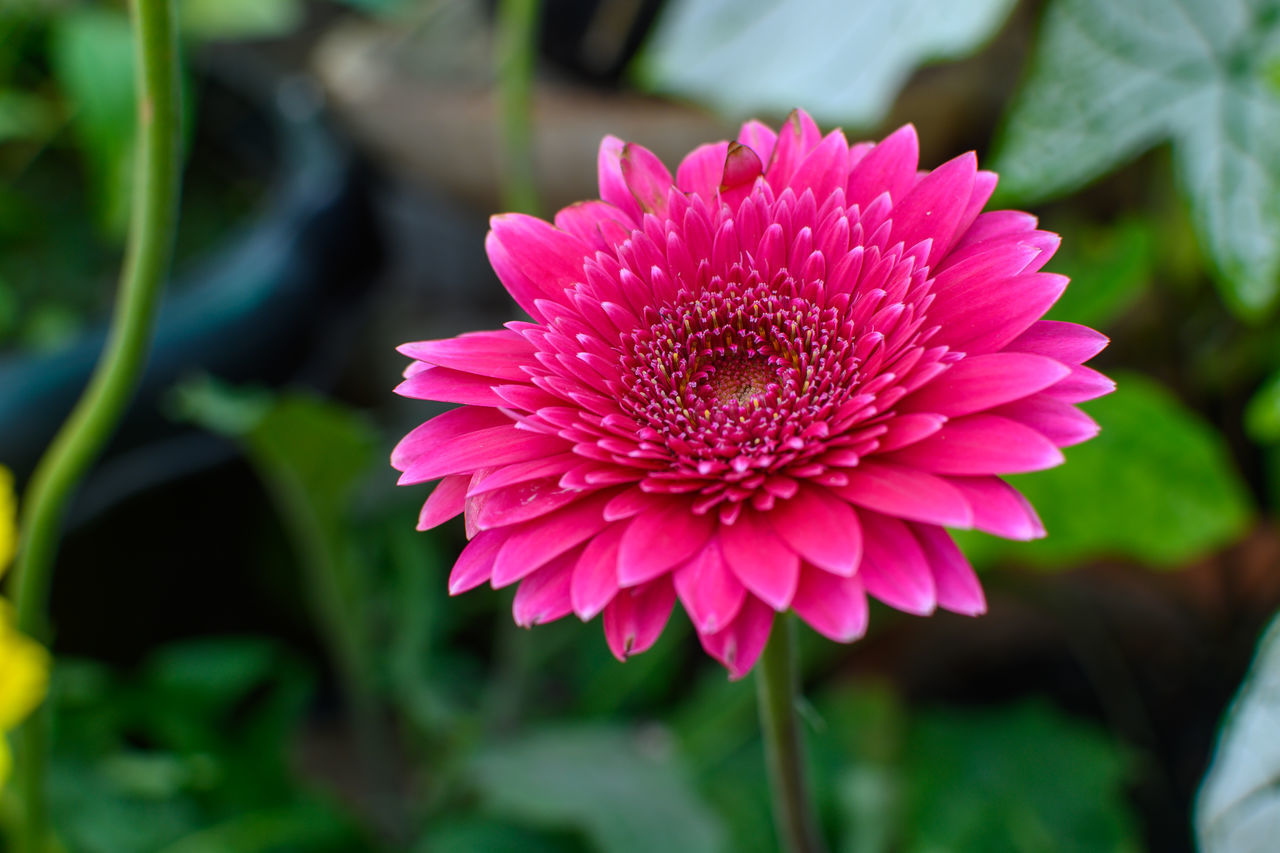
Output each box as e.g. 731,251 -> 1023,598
495,0 -> 542,215
9,0 -> 181,848
756,616 -> 827,853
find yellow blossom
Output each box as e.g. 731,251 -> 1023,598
0,466 -> 48,786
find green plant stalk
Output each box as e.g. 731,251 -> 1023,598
495,0 -> 541,215
756,616 -> 828,853
9,0 -> 182,848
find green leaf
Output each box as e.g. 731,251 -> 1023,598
1044,218 -> 1153,328
1245,368 -> 1280,444
0,90 -> 58,143
904,702 -> 1141,853
179,0 -> 304,41
636,0 -> 1016,126
992,0 -> 1280,318
955,372 -> 1253,568
156,803 -> 360,853
468,726 -> 726,853
50,8 -> 137,238
1197,611 -> 1280,852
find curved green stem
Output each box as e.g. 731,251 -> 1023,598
495,0 -> 542,215
756,616 -> 828,853
9,1 -> 182,848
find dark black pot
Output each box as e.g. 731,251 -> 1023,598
0,67 -> 381,514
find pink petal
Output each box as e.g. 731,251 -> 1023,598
928,271 -> 1068,355
912,523 -> 985,616
603,577 -> 676,661
891,152 -> 977,267
697,596 -> 774,680
572,523 -> 626,620
902,353 -> 1071,417
719,511 -> 802,611
673,539 -> 747,634
945,476 -> 1044,540
720,142 -> 764,208
513,549 -> 577,626
859,512 -> 936,615
392,406 -> 512,471
396,423 -> 568,485
620,143 -> 674,216
992,396 -> 1100,447
791,568 -> 868,642
846,124 -> 919,210
737,119 -> 778,163
469,452 -> 581,495
470,477 -> 589,530
617,500 -> 715,587
877,412 -> 947,452
836,461 -> 973,528
398,331 -> 533,382
598,135 -> 643,224
448,528 -> 509,594
488,214 -> 590,308
785,128 -> 851,201
554,200 -> 630,251
396,366 -> 504,405
1007,320 -> 1109,365
953,170 -> 998,243
1042,364 -> 1116,403
490,490 -> 616,588
951,210 -> 1038,252
676,141 -> 730,200
765,109 -> 823,190
417,474 -> 469,530
883,413 -> 1065,475
766,486 -> 862,576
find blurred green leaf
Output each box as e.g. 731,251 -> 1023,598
157,803 -> 359,853
992,0 -> 1280,318
1046,218 -> 1153,328
955,372 -> 1253,568
47,639 -> 363,853
637,0 -> 1016,126
1197,611 -> 1280,852
179,0 -> 304,41
50,7 -> 136,237
0,89 -> 57,143
469,726 -> 726,853
1245,368 -> 1280,445
903,702 -> 1140,853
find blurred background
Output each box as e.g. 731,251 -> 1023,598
2,0 -> 1278,850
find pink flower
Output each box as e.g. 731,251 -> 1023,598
393,111 -> 1112,678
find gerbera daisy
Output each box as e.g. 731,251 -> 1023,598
393,111 -> 1111,677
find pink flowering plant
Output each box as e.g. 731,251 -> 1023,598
394,111 -> 1112,678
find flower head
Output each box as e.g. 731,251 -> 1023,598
0,466 -> 49,783
393,112 -> 1112,677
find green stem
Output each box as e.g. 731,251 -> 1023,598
495,0 -> 542,215
9,1 -> 181,848
756,616 -> 827,853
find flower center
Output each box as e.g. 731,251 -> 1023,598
704,355 -> 777,406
